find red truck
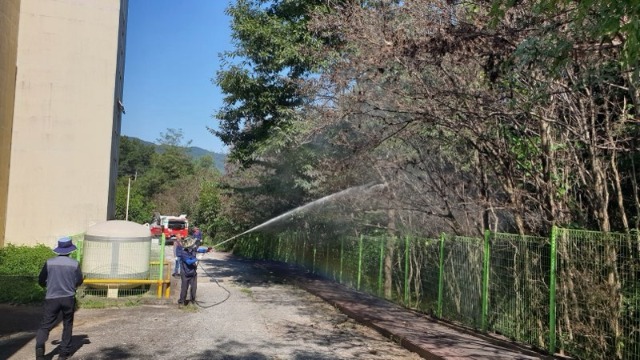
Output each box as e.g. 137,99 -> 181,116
149,214 -> 189,244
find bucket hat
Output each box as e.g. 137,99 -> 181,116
182,236 -> 196,248
53,237 -> 77,255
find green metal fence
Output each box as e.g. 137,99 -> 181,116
554,228 -> 640,359
487,231 -> 551,351
440,235 -> 484,327
232,227 -> 640,359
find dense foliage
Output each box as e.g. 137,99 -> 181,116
211,1 -> 640,358
0,244 -> 53,303
115,131 -> 227,241
215,0 -> 640,238
0,244 -> 54,275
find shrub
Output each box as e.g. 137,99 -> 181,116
0,244 -> 54,303
0,244 -> 54,275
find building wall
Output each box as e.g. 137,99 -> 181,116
4,0 -> 127,246
0,0 -> 21,248
108,0 -> 129,220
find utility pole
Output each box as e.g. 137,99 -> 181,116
125,177 -> 131,221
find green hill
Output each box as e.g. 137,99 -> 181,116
129,136 -> 226,172
186,146 -> 226,172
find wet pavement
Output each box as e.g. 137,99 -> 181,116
258,260 -> 555,360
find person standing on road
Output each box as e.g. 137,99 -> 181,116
177,237 -> 198,306
192,226 -> 202,247
172,235 -> 183,277
36,237 -> 84,360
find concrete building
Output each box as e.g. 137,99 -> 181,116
0,0 -> 128,247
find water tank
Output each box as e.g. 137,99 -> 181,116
82,220 -> 151,281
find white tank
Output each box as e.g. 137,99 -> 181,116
82,220 -> 151,281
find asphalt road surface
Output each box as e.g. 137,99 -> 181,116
1,250 -> 423,360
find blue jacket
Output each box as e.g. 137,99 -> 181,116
177,246 -> 198,278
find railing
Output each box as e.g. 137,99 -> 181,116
232,227 -> 640,360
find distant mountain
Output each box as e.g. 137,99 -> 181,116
129,136 -> 226,172
186,146 -> 226,172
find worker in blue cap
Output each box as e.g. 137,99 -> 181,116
35,237 -> 83,360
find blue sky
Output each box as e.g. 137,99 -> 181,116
121,1 -> 233,154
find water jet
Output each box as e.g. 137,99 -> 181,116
215,182 -> 385,248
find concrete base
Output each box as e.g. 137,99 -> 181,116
107,285 -> 119,298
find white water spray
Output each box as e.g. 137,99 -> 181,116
214,182 -> 385,248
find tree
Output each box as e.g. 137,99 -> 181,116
115,129 -> 198,221
154,128 -> 195,179
214,0 -> 331,165
118,136 -> 154,178
212,0 -> 355,241
300,2 -> 639,357
152,155 -> 221,220
193,181 -> 224,240
303,0 -> 640,234
114,179 -> 154,224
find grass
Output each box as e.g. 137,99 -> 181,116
78,298 -> 110,309
179,303 -> 199,312
78,296 -> 144,309
240,287 -> 253,297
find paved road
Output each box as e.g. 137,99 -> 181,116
0,250 -> 423,360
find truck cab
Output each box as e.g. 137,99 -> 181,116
149,214 -> 189,244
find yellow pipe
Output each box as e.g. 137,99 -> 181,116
82,259 -> 173,297
84,279 -> 169,284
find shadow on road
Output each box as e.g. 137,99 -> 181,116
0,304 -> 44,359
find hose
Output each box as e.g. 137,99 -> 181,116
189,259 -> 231,309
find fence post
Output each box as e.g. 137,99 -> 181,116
326,240 -> 330,279
294,232 -> 299,264
284,235 -> 290,262
438,233 -> 445,318
378,235 -> 385,297
71,235 -> 83,264
158,234 -> 166,298
277,235 -> 281,261
404,235 -> 410,305
302,235 -> 307,268
482,229 -> 491,332
340,237 -> 344,284
313,243 -> 317,274
549,226 -> 558,355
357,234 -> 363,291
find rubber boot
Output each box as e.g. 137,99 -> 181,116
35,347 -> 45,360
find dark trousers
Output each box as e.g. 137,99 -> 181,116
36,296 -> 75,355
179,273 -> 197,304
